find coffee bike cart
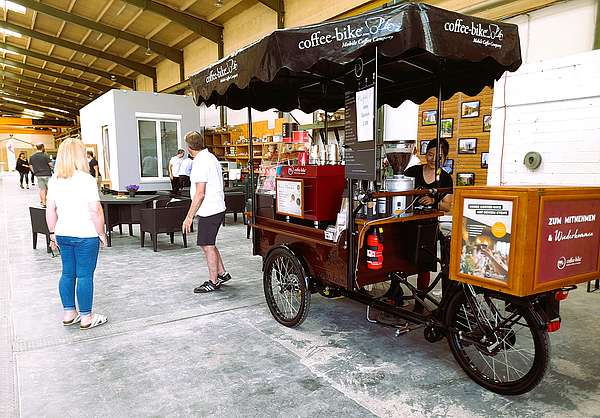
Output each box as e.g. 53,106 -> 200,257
190,3 -> 600,395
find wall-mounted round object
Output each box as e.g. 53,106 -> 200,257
523,151 -> 542,170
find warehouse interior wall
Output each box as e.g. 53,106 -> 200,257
506,0 -> 597,63
488,0 -> 599,186
488,49 -> 600,186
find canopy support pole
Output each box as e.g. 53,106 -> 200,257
248,107 -> 256,254
347,178 -> 355,290
374,45 -> 380,185
434,60 -> 445,183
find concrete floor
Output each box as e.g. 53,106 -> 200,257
1,172 -> 599,418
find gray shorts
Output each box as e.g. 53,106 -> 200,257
37,176 -> 50,190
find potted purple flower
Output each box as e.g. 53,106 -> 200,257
126,184 -> 140,197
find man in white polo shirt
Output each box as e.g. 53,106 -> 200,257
168,149 -> 185,195
182,131 -> 231,293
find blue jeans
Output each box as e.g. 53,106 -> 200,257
56,236 -> 100,316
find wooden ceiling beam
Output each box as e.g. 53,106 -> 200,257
0,21 -> 156,78
0,78 -> 90,105
0,80 -> 81,109
10,0 -> 183,64
0,101 -> 76,120
0,85 -> 80,112
0,56 -> 110,92
257,0 -> 284,27
1,71 -> 96,100
0,90 -> 78,113
0,42 -> 135,88
120,0 -> 223,44
207,0 -> 245,21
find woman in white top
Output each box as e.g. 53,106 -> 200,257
46,138 -> 108,330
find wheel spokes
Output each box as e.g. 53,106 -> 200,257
454,293 -> 536,384
269,256 -> 302,321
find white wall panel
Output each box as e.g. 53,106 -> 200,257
488,50 -> 600,186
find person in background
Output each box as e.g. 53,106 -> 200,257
182,132 -> 231,293
87,150 -> 101,188
169,149 -> 185,195
388,139 -> 453,311
46,138 -> 108,330
29,144 -> 52,207
16,152 -> 31,189
178,153 -> 193,188
404,138 -> 453,212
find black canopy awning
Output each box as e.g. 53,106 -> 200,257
189,2 -> 521,112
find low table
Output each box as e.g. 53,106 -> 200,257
99,194 -> 157,246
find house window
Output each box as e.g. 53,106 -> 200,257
137,119 -> 180,178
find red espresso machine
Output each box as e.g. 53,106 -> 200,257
277,165 -> 346,225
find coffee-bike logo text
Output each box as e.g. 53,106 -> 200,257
205,58 -> 238,84
297,17 -> 400,50
444,19 -> 504,49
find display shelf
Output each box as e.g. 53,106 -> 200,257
298,119 -> 344,130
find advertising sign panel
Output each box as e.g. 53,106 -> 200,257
460,198 -> 513,282
538,199 -> 600,283
276,178 -> 304,218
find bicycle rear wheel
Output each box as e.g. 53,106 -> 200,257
446,287 -> 550,395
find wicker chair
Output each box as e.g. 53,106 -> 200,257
139,200 -> 191,252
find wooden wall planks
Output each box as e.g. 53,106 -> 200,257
417,87 -> 493,186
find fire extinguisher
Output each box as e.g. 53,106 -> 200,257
366,227 -> 384,270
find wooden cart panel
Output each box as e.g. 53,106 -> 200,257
450,186 -> 600,296
254,212 -> 441,290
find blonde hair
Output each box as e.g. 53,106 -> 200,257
54,138 -> 89,179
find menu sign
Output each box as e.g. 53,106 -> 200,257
460,198 -> 513,282
344,91 -> 377,180
538,199 -> 600,283
276,178 -> 304,218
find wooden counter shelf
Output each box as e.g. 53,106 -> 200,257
355,211 -> 444,226
251,216 -> 338,247
371,187 -> 453,198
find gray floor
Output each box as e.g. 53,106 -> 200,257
1,172 -> 599,418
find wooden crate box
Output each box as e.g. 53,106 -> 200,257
449,186 -> 600,297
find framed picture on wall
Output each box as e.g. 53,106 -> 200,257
458,138 -> 477,154
461,100 -> 480,118
422,110 -> 437,126
420,140 -> 430,155
481,152 -> 489,169
442,158 -> 454,174
457,172 -> 475,186
483,115 -> 492,132
440,118 -> 453,138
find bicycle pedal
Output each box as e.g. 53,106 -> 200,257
395,324 -> 411,336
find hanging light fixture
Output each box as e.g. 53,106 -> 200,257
145,38 -> 152,56
214,0 -> 224,7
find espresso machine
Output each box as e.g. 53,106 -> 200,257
383,141 -> 416,216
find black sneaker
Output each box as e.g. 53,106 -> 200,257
216,272 -> 232,286
194,280 -> 220,293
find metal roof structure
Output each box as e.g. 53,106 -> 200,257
0,0 -> 281,121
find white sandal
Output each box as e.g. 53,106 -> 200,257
80,313 -> 108,330
62,313 -> 80,326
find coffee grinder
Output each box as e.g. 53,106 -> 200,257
383,141 -> 416,216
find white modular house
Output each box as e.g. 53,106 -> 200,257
80,90 -> 201,192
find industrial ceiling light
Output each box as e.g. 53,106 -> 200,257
48,107 -> 69,113
0,28 -> 22,38
110,75 -> 117,80
215,0 -> 224,7
145,38 -> 152,56
5,97 -> 27,104
0,1 -> 26,14
0,47 -> 20,55
23,109 -> 44,117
